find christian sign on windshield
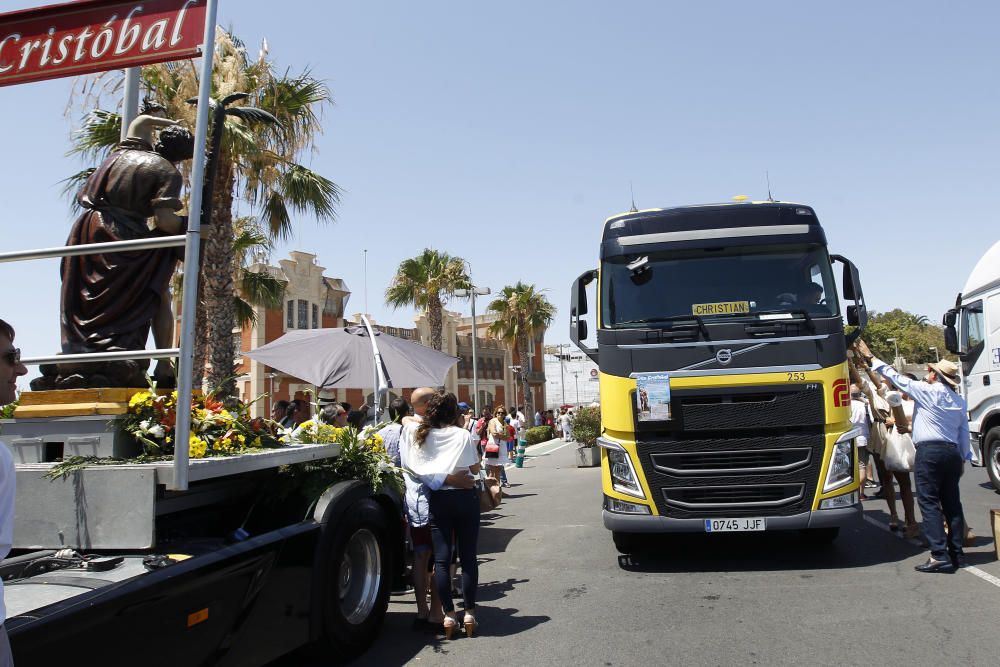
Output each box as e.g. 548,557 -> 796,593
0,0 -> 205,87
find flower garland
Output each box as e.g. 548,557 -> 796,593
120,390 -> 282,458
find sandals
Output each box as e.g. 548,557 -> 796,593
442,614 -> 458,640
442,612 -> 478,639
463,613 -> 478,637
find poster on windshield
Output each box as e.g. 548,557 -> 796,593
635,373 -> 671,421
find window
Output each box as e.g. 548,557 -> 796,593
312,304 -> 319,329
286,301 -> 294,329
298,300 -> 309,329
959,300 -> 985,374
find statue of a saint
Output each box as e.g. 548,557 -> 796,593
32,113 -> 195,390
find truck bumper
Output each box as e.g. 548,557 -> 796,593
603,504 -> 861,533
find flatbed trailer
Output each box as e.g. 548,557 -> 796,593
2,443 -> 406,666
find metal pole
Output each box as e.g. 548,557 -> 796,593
361,314 -> 388,420
363,249 -> 368,315
121,67 -> 141,141
172,0 -> 219,492
0,235 -> 185,264
470,291 -> 481,415
574,371 -> 580,405
558,343 -> 567,406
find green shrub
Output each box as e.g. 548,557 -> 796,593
571,406 -> 601,447
525,425 -> 554,445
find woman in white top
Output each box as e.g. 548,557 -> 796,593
485,407 -> 511,476
405,391 -> 482,639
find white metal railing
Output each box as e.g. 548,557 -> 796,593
0,235 -> 185,264
10,0 -> 220,492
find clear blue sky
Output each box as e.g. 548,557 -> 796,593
2,1 -> 998,390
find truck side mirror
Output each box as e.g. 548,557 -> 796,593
846,306 -> 859,327
943,309 -> 957,327
943,325 -> 959,355
570,269 -> 598,363
842,263 -> 857,301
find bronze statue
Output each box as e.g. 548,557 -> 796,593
32,114 -> 195,390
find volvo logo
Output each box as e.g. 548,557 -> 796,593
716,348 -> 733,365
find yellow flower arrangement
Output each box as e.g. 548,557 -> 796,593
189,434 -> 208,459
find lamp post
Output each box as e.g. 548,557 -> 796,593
573,371 -> 580,405
886,337 -> 900,369
455,283 -> 492,415
929,346 -> 939,363
509,365 -> 522,408
555,343 -> 569,406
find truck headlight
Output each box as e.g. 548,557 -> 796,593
598,437 -> 645,499
822,435 -> 856,493
604,495 -> 651,514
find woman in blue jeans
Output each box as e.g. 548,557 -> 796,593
405,390 -> 481,638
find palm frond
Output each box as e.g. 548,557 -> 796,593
59,167 -> 96,202
261,190 -> 292,240
68,109 -> 121,161
226,106 -> 279,126
279,164 -> 341,223
234,295 -> 257,328
239,268 -> 285,311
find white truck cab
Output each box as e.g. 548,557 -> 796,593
944,240 -> 1000,491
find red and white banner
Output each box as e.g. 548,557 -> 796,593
0,0 -> 206,87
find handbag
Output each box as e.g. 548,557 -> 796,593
478,472 -> 502,512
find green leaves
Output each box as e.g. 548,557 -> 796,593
68,109 -> 121,162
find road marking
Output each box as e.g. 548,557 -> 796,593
863,513 -> 1000,589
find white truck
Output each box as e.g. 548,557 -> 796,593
943,240 -> 1000,491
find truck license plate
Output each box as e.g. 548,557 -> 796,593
704,518 -> 765,532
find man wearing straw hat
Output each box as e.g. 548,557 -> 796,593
856,340 -> 970,573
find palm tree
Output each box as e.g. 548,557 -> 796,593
486,282 -> 556,410
385,249 -> 470,351
69,29 -> 340,397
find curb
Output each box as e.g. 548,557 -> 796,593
525,437 -> 567,448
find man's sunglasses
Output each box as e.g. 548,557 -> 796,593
2,348 -> 20,365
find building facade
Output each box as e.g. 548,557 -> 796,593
228,251 -> 546,418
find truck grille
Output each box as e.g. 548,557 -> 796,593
662,483 -> 804,510
664,383 -> 825,432
650,448 -> 811,475
636,434 -> 824,519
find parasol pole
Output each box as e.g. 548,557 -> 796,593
361,314 -> 389,421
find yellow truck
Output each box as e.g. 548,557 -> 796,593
569,201 -> 869,553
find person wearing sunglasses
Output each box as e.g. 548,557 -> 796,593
0,318 -> 27,666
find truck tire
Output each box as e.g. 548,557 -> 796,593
315,498 -> 393,659
800,527 -> 839,545
985,428 -> 1000,494
612,531 -> 648,554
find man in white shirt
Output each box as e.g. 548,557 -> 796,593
0,319 -> 27,666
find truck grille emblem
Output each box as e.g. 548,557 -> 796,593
716,349 -> 733,365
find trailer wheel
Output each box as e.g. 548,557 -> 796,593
983,428 -> 1000,493
316,498 -> 392,658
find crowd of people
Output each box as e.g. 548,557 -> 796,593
852,340 -> 973,573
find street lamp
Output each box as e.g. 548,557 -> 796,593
886,337 -> 900,369
573,371 -> 580,405
454,282 -> 491,415
554,343 -> 569,406
509,365 -> 522,408
929,346 -> 940,362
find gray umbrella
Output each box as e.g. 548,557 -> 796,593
243,322 -> 459,390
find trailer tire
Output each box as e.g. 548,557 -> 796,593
985,428 -> 1000,494
314,498 -> 392,659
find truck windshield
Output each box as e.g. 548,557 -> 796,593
602,244 -> 840,328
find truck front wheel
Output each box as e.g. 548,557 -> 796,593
315,498 -> 393,658
612,531 -> 649,554
985,428 -> 1000,493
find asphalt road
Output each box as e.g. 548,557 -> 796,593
294,440 -> 1000,666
